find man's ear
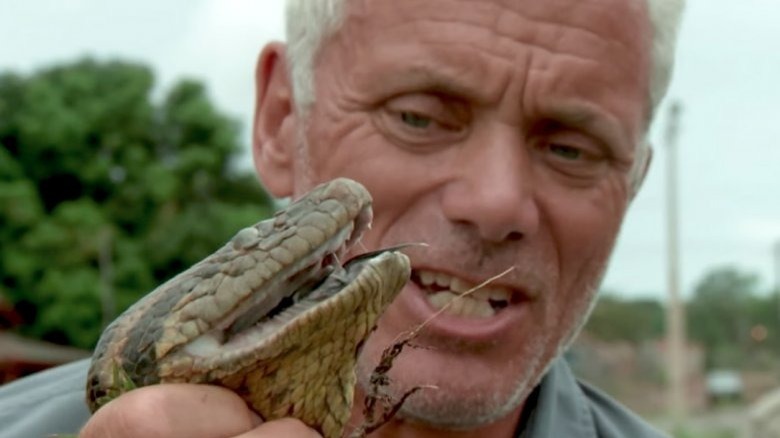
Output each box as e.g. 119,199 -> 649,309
252,42 -> 297,198
630,143 -> 653,199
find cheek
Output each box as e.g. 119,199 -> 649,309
542,182 -> 628,293
539,189 -> 624,346
302,109 -> 453,244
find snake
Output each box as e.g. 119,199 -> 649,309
86,178 -> 411,438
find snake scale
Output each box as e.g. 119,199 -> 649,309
86,178 -> 411,438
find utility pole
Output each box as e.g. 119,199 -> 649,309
775,239 -> 780,293
664,101 -> 687,427
774,239 -> 780,295
774,240 -> 780,343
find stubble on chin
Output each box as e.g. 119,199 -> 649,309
351,256 -> 610,431
353,329 -> 554,431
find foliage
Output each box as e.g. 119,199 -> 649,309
583,266 -> 780,371
687,266 -> 780,369
583,292 -> 665,344
0,59 -> 273,349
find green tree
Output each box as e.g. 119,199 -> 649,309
0,59 -> 273,349
687,266 -> 760,369
583,292 -> 665,344
741,287 -> 780,367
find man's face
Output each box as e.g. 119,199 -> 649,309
260,0 -> 651,429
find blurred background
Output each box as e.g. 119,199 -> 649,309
0,1 -> 778,437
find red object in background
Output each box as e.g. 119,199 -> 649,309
0,299 -> 23,330
0,298 -> 90,384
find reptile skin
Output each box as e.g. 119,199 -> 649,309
86,178 -> 411,438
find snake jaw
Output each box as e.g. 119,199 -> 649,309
155,202 -> 372,375
87,178 -> 411,438
223,222 -> 357,335
176,221 -> 360,361
176,248 -> 406,366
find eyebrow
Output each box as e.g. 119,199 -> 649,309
365,58 -> 496,104
541,102 -> 632,154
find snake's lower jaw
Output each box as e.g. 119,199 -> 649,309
194,250 -> 411,438
88,250 -> 412,437
86,179 -> 413,438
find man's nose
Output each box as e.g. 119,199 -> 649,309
440,127 -> 540,243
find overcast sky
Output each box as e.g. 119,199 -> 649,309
1,0 -> 778,300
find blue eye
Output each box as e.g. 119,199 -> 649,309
400,111 -> 432,129
549,144 -> 582,160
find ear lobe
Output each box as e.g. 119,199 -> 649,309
252,42 -> 296,198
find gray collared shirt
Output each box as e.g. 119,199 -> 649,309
0,358 -> 667,437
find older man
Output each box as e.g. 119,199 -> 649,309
0,0 -> 684,437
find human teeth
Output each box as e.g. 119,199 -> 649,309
419,271 -> 436,286
434,273 -> 450,288
416,270 -> 513,317
428,291 -> 456,308
473,287 -> 512,302
491,288 -> 509,300
475,301 -> 495,317
450,277 -> 471,293
449,296 -> 465,314
426,291 -> 495,318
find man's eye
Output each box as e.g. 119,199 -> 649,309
400,111 -> 432,129
549,144 -> 582,160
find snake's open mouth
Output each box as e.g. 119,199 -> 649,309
182,206 -> 374,358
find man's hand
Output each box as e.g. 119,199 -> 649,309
79,384 -> 322,438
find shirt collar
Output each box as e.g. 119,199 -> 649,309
516,358 -> 597,438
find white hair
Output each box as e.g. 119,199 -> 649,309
284,0 -> 685,191
645,0 -> 686,119
285,0 -> 685,121
284,0 -> 346,114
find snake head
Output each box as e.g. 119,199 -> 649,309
86,178 -> 411,438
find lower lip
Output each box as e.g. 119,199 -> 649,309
401,279 -> 530,343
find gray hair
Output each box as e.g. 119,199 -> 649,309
284,0 -> 346,114
285,0 -> 684,122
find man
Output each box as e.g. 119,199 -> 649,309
0,0 -> 684,436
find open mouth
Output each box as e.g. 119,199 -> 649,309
412,269 -> 521,319
182,207 -> 375,358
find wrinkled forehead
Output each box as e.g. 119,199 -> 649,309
341,0 -> 650,35
336,0 -> 653,88
330,0 -> 652,132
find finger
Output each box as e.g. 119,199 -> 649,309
81,384 -> 258,438
233,418 -> 322,438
